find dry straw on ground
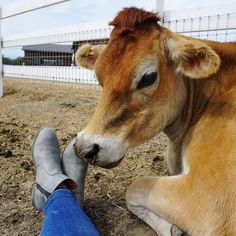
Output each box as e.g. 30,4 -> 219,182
0,78 -> 169,236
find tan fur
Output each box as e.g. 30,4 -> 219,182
166,37 -> 220,79
75,7 -> 236,236
75,43 -> 106,70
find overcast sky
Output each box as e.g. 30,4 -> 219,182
0,0 -> 230,37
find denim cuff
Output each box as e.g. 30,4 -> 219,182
44,189 -> 73,213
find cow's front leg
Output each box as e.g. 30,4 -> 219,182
126,176 -> 189,236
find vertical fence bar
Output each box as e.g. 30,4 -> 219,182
0,7 -> 2,97
156,0 -> 164,14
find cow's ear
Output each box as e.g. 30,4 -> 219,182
75,43 -> 106,70
166,38 -> 220,79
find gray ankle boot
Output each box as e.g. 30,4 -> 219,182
31,127 -> 77,212
61,138 -> 88,207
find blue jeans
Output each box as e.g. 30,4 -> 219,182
40,189 -> 99,236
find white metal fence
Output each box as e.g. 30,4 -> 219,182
1,1 -> 236,92
2,21 -> 112,85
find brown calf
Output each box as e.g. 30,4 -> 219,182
75,7 -> 236,236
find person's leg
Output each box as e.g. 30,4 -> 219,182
40,189 -> 99,236
31,127 -> 99,235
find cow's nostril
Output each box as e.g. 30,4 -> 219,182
91,144 -> 100,156
83,143 -> 100,163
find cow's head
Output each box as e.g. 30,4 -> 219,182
74,7 -> 220,168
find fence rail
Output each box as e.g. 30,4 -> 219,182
3,65 -> 97,84
2,22 -> 112,47
163,13 -> 236,34
1,0 -> 69,19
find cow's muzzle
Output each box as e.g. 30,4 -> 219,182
73,132 -> 127,169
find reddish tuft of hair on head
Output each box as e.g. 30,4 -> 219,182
109,7 -> 161,29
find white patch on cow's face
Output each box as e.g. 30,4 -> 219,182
75,131 -> 128,168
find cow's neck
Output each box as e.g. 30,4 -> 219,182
163,77 -> 196,174
163,76 -> 219,174
208,41 -> 236,63
164,41 -> 236,174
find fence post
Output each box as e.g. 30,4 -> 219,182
156,0 -> 164,13
156,0 -> 165,13
0,7 -> 2,97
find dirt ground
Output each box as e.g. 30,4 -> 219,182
0,78 -> 169,236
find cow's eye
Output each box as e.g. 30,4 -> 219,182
137,71 -> 157,89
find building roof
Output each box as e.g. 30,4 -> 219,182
22,44 -> 73,54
